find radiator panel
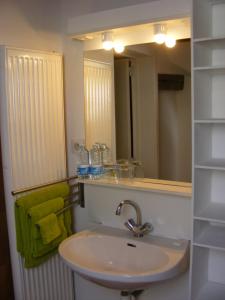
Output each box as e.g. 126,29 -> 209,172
7,49 -> 67,189
84,59 -> 114,151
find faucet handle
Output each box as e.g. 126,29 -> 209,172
124,218 -> 136,231
140,222 -> 154,234
127,218 -> 137,227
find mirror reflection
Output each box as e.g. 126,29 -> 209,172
84,39 -> 191,183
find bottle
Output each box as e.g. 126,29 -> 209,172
89,144 -> 103,179
76,144 -> 89,178
101,144 -> 111,165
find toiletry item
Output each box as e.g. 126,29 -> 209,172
77,165 -> 89,177
89,165 -> 103,177
89,144 -> 103,179
101,143 -> 111,164
77,144 -> 89,178
117,159 -> 135,178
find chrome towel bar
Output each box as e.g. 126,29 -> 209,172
56,199 -> 80,216
11,176 -> 85,208
11,176 -> 78,196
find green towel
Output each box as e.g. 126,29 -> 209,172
15,183 -> 69,255
29,197 -> 64,239
14,183 -> 71,268
36,213 -> 61,245
64,207 -> 73,236
28,197 -> 65,259
31,214 -> 67,259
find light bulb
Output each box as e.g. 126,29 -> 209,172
154,33 -> 166,44
153,24 -> 167,44
114,41 -> 125,54
102,32 -> 113,50
165,36 -> 176,48
102,41 -> 113,50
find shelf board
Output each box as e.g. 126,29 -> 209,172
194,281 -> 225,300
194,65 -> 225,71
194,119 -> 225,124
195,159 -> 225,170
194,203 -> 225,224
195,165 -> 225,171
194,224 -> 225,250
193,242 -> 225,252
194,36 -> 225,43
194,216 -> 225,225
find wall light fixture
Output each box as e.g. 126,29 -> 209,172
165,35 -> 176,48
114,41 -> 125,54
154,24 -> 167,44
153,24 -> 176,48
102,32 -> 114,50
102,32 -> 125,53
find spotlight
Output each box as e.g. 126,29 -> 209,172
165,36 -> 176,48
154,24 -> 167,44
102,32 -> 113,50
114,41 -> 125,54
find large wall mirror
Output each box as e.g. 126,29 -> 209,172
83,19 -> 191,183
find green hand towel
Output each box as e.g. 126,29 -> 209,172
14,183 -> 70,268
28,197 -> 64,239
36,213 -> 61,245
31,214 -> 67,259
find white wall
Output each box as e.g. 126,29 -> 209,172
61,0 -> 158,18
0,0 -> 62,51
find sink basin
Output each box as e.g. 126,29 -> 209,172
59,226 -> 189,290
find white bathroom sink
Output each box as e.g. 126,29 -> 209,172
59,226 -> 189,290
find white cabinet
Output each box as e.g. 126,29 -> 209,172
194,39 -> 225,68
194,69 -> 225,119
193,0 -> 225,39
192,247 -> 225,300
192,0 -> 225,299
195,124 -> 225,168
194,169 -> 225,221
194,219 -> 225,250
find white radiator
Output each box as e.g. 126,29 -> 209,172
20,255 -> 74,300
84,59 -> 115,153
0,47 -> 74,300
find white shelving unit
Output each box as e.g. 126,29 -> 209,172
192,247 -> 225,300
191,1 -> 225,299
194,219 -> 225,250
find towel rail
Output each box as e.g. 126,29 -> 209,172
26,192 -> 81,219
56,199 -> 80,216
64,192 -> 80,202
11,175 -> 78,196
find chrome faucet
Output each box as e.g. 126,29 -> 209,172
115,200 -> 153,238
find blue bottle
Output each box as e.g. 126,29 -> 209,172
77,145 -> 89,178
